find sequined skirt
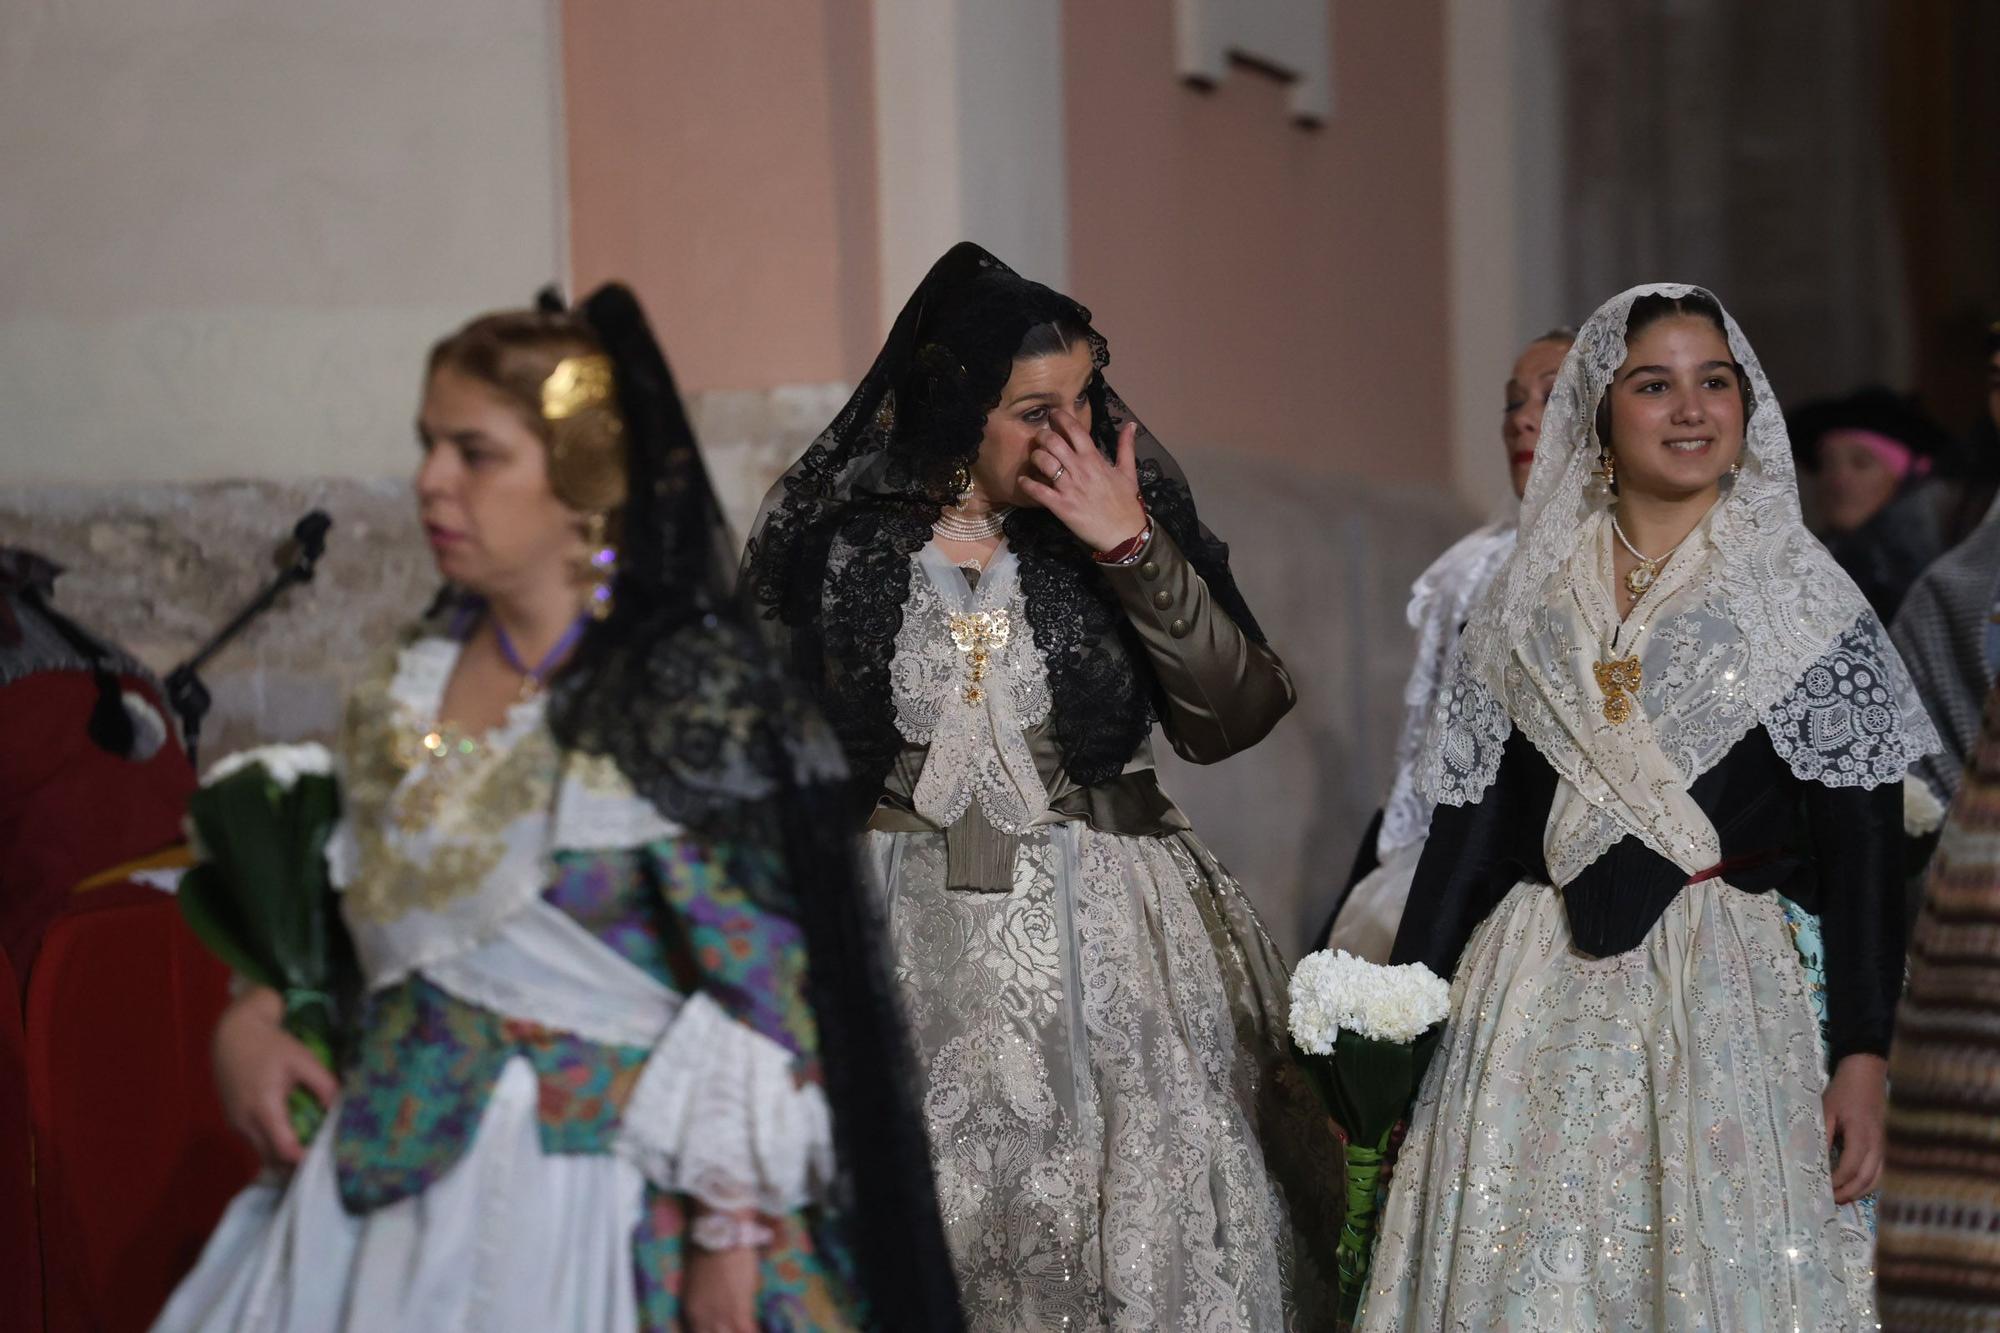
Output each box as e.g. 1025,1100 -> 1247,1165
1357,879 -> 1875,1332
868,824 -> 1343,1332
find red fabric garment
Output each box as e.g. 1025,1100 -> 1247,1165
0,671 -> 194,979
27,885 -> 257,1333
0,943 -> 39,1333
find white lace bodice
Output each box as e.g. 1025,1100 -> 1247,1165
890,543 -> 1054,833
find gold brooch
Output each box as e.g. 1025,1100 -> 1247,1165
541,354 -> 616,421
1592,654 -> 1642,725
947,609 -> 1010,705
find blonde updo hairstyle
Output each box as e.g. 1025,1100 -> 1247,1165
426,310 -> 629,533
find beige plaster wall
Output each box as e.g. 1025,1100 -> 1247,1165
1063,0 -> 1453,487
0,1 -> 567,485
562,0 -> 882,391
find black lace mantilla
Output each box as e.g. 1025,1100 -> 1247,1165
744,243 -> 1268,795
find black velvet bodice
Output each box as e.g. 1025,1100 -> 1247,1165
1390,726 -> 1904,1063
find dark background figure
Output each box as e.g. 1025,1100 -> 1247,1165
1888,321 -> 2000,913
0,548 -> 194,982
1791,386 -> 1952,621
1931,322 -> 2000,547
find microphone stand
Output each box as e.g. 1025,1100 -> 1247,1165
165,510 -> 332,769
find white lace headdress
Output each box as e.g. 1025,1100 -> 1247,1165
1418,283 -> 1937,879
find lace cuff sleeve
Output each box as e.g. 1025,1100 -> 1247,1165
1762,615 -> 1942,790
614,991 -> 834,1213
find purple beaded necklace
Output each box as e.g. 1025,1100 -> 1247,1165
492,613 -> 589,696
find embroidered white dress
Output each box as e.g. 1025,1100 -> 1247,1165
152,637 -> 834,1333
1356,283 -> 1938,1332
866,544 -> 1337,1332
1359,519 -> 1891,1331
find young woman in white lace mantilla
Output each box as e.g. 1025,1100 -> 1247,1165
1357,285 -> 1938,1331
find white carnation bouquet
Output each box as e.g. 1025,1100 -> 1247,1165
1287,948 -> 1450,1322
179,742 -> 356,1145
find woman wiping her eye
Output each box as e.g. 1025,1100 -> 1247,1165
744,242 -> 1344,1331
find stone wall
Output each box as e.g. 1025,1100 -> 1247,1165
2,389 -> 1475,958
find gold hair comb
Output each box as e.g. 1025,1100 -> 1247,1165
541,355 -> 616,421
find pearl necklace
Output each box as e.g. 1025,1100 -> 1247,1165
1609,513 -> 1691,599
933,504 -> 1013,543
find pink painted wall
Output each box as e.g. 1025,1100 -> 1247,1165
1064,1 -> 1451,484
562,0 -> 879,391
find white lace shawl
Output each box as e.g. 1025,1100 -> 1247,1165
1418,284 -> 1938,879
1378,521 -> 1517,855
327,635 -> 833,1213
891,543 -> 1054,831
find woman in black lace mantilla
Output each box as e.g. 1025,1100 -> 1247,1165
744,243 -> 1342,1331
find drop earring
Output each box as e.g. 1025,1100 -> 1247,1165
1597,447 -> 1617,491
581,512 -> 617,620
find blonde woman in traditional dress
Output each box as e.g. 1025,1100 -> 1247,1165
1359,285 -> 1938,1330
154,286 -> 960,1332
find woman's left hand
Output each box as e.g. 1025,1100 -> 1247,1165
1823,1051 -> 1888,1204
1017,409 -> 1148,553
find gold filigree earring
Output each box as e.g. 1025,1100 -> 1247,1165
581,512 -> 617,620
949,463 -> 974,508
1597,447 -> 1617,491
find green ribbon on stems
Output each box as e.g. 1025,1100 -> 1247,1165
1336,1135 -> 1391,1325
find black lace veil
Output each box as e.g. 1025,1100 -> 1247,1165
547,284 -> 962,1330
742,243 -> 1266,798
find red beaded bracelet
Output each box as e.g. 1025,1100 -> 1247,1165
1093,517 -> 1153,566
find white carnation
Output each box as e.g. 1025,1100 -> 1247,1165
1288,948 -> 1450,1053
1904,775 -> 1946,837
203,741 -> 335,791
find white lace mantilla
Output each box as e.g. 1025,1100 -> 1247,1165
891,543 -> 1053,832
1379,522 -> 1517,855
1419,283 -> 1938,849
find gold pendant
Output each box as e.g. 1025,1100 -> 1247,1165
947,609 -> 1011,705
1592,654 -> 1642,726
1623,560 -> 1659,598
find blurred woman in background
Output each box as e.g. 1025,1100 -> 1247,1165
1793,385 -> 1950,620
1319,326 -> 1574,962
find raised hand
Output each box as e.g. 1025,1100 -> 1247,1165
1016,408 -> 1148,553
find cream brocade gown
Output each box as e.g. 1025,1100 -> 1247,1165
866,540 -> 1340,1331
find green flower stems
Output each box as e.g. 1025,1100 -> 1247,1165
282,989 -> 339,1145
1337,1135 -> 1391,1324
